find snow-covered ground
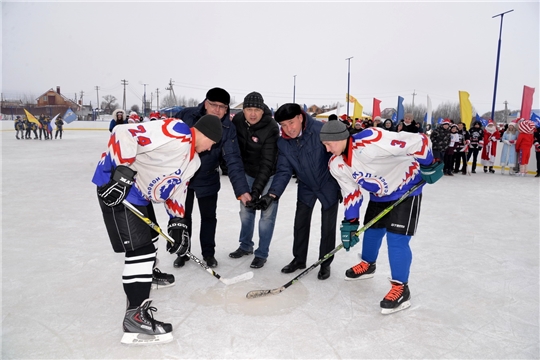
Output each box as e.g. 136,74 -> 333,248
1,127 -> 538,359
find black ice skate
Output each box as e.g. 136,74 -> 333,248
380,279 -> 411,315
121,299 -> 173,345
151,268 -> 175,290
345,260 -> 376,281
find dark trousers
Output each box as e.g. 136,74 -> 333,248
291,200 -> 338,267
184,189 -> 218,258
467,147 -> 480,172
536,152 -> 540,175
453,151 -> 467,172
443,153 -> 454,173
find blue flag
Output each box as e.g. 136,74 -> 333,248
531,112 -> 540,128
63,108 -> 77,124
391,112 -> 397,122
396,96 -> 404,124
423,113 -> 427,125
303,104 -> 308,112
270,107 -> 274,117
437,117 -> 444,124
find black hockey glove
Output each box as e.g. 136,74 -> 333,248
255,194 -> 275,211
97,165 -> 137,207
167,217 -> 190,256
245,190 -> 260,209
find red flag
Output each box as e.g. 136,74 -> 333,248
372,98 -> 381,120
520,85 -> 535,120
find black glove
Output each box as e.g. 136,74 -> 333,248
256,194 -> 275,211
167,217 -> 190,256
97,166 -> 137,207
245,190 -> 260,209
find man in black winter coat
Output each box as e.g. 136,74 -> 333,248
172,88 -> 250,269
228,92 -> 280,269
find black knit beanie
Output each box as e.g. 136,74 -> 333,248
193,114 -> 223,143
206,88 -> 230,105
243,92 -> 265,110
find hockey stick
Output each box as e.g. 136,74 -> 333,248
122,200 -> 253,285
246,180 -> 426,299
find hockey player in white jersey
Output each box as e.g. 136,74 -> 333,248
92,115 -> 222,344
319,120 -> 441,314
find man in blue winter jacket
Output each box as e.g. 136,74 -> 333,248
173,87 -> 250,268
258,103 -> 341,280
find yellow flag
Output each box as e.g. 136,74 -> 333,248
353,100 -> 363,120
24,109 -> 42,128
458,91 -> 473,129
346,93 -> 357,103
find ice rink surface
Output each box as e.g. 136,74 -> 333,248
2,127 -> 539,359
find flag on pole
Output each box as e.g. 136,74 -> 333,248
437,117 -> 444,124
63,108 -> 78,124
476,113 -> 488,127
520,85 -> 535,120
391,113 -> 397,122
49,114 -> 59,133
303,104 -> 308,112
353,99 -> 363,120
396,96 -> 404,124
23,109 -> 42,128
458,91 -> 473,129
530,112 -> 540,128
426,95 -> 433,126
346,93 -> 357,103
372,98 -> 381,120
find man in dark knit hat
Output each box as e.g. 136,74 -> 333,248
173,88 -> 250,269
91,115 -> 222,344
319,119 -> 440,315
260,103 -> 341,280
228,92 -> 279,269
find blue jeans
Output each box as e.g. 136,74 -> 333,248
238,175 -> 278,259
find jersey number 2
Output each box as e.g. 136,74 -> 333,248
128,125 -> 152,146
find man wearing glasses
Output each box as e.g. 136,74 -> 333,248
173,88 -> 250,269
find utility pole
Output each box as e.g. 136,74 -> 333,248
95,86 -> 100,110
503,100 -> 508,123
142,83 -> 148,116
80,90 -> 84,105
490,9 -> 514,121
121,79 -> 128,110
411,89 -> 417,110
345,56 -> 353,117
293,75 -> 297,103
165,79 -> 176,105
156,88 -> 160,110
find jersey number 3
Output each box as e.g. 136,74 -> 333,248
390,139 -> 406,148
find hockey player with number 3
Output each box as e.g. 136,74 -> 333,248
92,115 -> 222,344
319,120 -> 441,314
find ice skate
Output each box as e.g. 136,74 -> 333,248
345,260 -> 376,280
121,299 -> 173,345
380,279 -> 411,315
151,268 -> 175,290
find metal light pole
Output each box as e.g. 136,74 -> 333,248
491,9 -> 513,122
293,75 -> 297,103
346,57 -> 353,117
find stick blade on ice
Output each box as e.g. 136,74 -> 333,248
219,271 -> 254,285
246,287 -> 285,299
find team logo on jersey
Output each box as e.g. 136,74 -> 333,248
352,171 -> 389,195
147,169 -> 183,201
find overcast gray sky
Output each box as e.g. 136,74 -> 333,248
2,1 -> 539,115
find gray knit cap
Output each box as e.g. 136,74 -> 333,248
319,120 -> 349,142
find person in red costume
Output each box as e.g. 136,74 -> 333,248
480,120 -> 500,173
515,119 -> 536,176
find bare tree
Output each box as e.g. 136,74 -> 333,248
404,104 -> 427,123
101,95 -> 119,114
130,104 -> 140,113
21,93 -> 37,106
160,94 -> 178,107
187,98 -> 199,107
